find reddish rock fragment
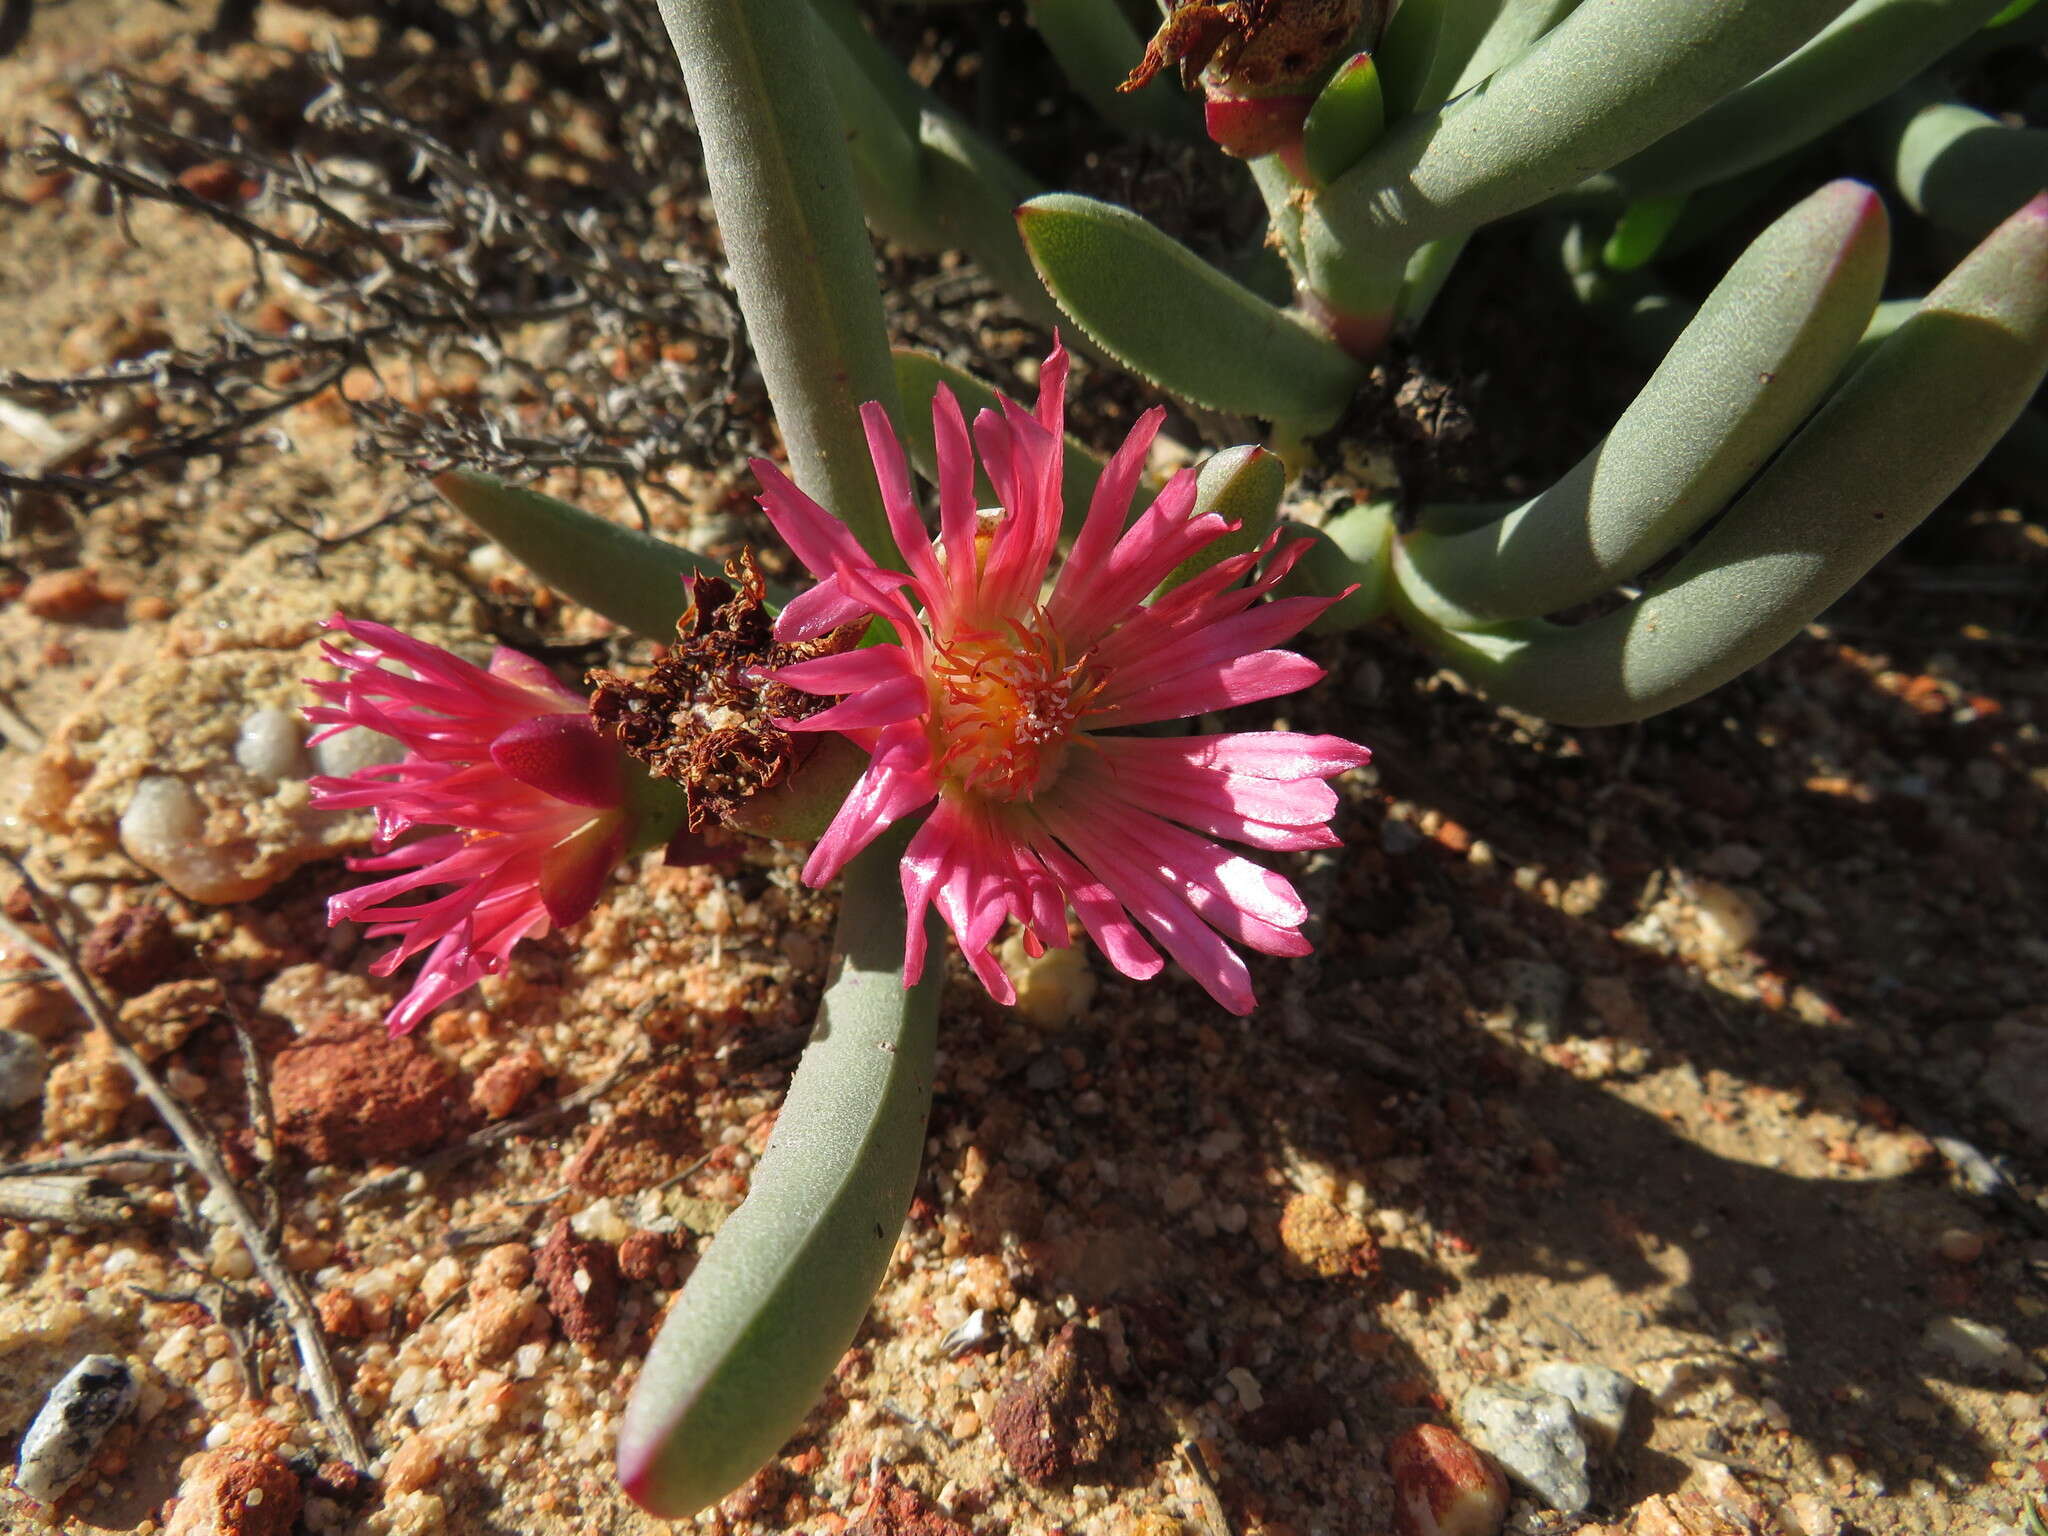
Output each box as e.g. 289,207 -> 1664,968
847,1469 -> 972,1536
81,905 -> 185,996
534,1218 -> 620,1347
314,1289 -> 369,1340
562,1060 -> 702,1195
269,1021 -> 464,1164
989,1321 -> 1121,1487
469,1046 -> 546,1120
163,1446 -> 302,1536
1387,1424 -> 1508,1536
22,568 -> 122,620
722,1462 -> 790,1523
617,1228 -> 679,1283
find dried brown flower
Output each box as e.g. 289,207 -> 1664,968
588,549 -> 861,833
1121,0 -> 1371,94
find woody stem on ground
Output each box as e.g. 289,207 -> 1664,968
651,0 -> 901,561
0,868 -> 369,1470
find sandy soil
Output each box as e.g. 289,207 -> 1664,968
0,5 -> 2043,1536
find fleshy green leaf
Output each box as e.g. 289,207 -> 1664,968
1306,0 -> 1854,262
1397,193 -> 2048,726
652,0 -> 899,560
1026,0 -> 1194,139
1303,53 -> 1387,187
432,472 -> 717,640
1277,500 -> 1396,633
618,828 -> 941,1518
1374,0 -> 1497,119
1584,0 -> 2015,203
1398,180 -> 1890,627
1601,195 -> 1688,272
890,349 -> 1124,541
1161,444 -> 1288,590
1449,0 -> 1583,97
1880,88 -> 2048,244
1017,193 -> 1364,424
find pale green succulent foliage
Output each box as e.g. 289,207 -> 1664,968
427,0 -> 2048,1520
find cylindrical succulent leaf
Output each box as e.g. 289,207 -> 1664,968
1398,179 -> 1889,627
1397,193 -> 2048,726
1601,194 -> 1688,271
1583,0 -> 2016,204
1305,0 -> 1855,264
1448,0 -> 1584,98
1028,0 -> 1197,138
1016,192 -> 1366,423
651,0 -> 899,559
1374,0 -> 1503,118
1879,87 -> 2048,244
433,472 -> 727,640
809,0 -> 938,248
1279,499 -> 1396,632
618,830 -> 941,1517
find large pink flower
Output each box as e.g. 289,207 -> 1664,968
307,617 -> 679,1035
755,342 -> 1369,1015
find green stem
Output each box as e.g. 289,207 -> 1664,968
652,0 -> 899,559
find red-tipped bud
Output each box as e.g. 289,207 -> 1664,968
1204,92 -> 1314,158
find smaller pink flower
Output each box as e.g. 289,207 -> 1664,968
307,617 -> 680,1036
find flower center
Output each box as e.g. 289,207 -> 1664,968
929,613 -> 1099,801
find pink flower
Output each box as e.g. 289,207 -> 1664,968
755,341 -> 1369,1015
307,617 -> 680,1035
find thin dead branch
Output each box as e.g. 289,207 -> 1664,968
0,865 -> 369,1469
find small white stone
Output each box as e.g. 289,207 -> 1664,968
235,707 -> 310,781
310,724 -> 404,778
1921,1316 -> 2044,1383
1689,880 -> 1761,956
1528,1361 -> 1637,1454
14,1355 -> 139,1503
1459,1382 -> 1591,1513
118,776 -> 259,903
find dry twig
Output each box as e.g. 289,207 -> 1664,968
0,866 -> 369,1468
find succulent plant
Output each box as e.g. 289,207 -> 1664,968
390,0 -> 2048,1519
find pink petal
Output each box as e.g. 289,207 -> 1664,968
1091,595 -> 1336,708
1088,649 -> 1327,728
779,673 -> 927,735
1115,730 -> 1373,780
934,386 -> 979,608
773,575 -> 871,641
1039,805 -> 1254,1015
800,722 -> 937,885
1031,835 -> 1164,982
752,458 -> 878,586
863,402 -> 944,594
769,644 -> 916,697
1056,405 -> 1164,595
